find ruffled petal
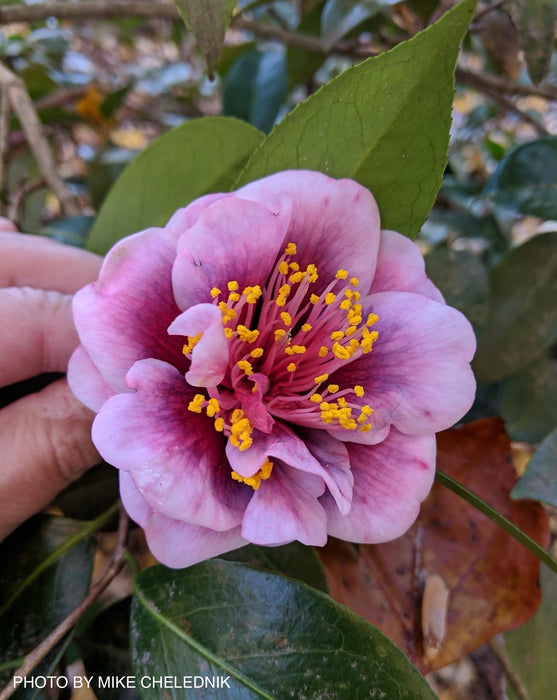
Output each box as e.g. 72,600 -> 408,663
237,170 -> 381,295
241,466 -> 327,546
67,345 -> 115,412
73,227 -> 184,392
165,193 -> 229,237
370,230 -> 444,302
172,195 -> 292,310
93,359 -> 248,531
120,472 -> 246,569
331,291 -> 476,436
168,303 -> 228,387
323,429 -> 436,542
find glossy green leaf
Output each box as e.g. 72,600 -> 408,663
473,233 -> 557,382
511,427 -> 557,507
174,0 -> 236,72
505,565 -> 557,700
424,248 -> 489,328
287,2 -> 324,89
506,0 -> 557,84
223,50 -> 287,132
501,353 -> 557,443
321,0 -> 398,50
483,137 -> 557,219
236,0 -> 478,238
87,117 -> 264,255
131,561 -> 436,699
219,541 -> 328,592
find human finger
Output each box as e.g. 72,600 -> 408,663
0,232 -> 101,292
0,218 -> 18,233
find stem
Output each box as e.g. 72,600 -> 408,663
435,470 -> 557,574
488,637 -> 532,700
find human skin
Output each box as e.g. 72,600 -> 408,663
0,219 -> 102,540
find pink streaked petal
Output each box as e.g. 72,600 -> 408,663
370,230 -> 444,302
165,193 -> 229,237
172,195 -> 292,310
67,345 -> 116,412
242,466 -> 328,546
93,359 -> 247,531
332,291 -> 476,436
72,227 -> 184,392
237,170 -> 381,294
323,429 -> 436,542
168,303 -> 228,387
120,472 -> 246,569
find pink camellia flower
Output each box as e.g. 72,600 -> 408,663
69,170 -> 476,568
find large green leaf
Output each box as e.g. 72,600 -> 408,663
131,560 -> 437,699
473,233 -> 557,383
511,427 -> 557,507
87,117 -> 264,255
506,0 -> 557,84
483,137 -> 557,219
174,0 -> 236,72
236,0 -> 477,238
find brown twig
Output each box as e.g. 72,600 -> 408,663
473,0 -> 508,26
0,504 -> 129,700
481,87 -> 550,136
487,637 -> 532,700
0,0 -> 179,24
6,176 -> 46,224
456,68 -> 557,101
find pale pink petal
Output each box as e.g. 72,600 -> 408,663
73,227 -> 184,392
242,466 -> 327,546
331,291 -> 476,436
165,193 -> 229,237
120,472 -> 246,568
172,195 -> 292,310
168,304 -> 228,387
93,359 -> 247,531
67,345 -> 116,412
237,170 -> 381,294
370,230 -> 444,302
323,429 -> 436,542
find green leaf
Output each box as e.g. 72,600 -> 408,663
236,0 -> 478,238
174,0 -> 236,72
286,2 -> 324,89
321,0 -> 398,50
506,0 -> 557,84
483,137 -> 557,219
505,565 -> 557,700
131,560 -> 437,699
473,233 -> 557,383
223,50 -> 287,133
501,353 -> 557,443
511,428 -> 557,508
424,248 -> 489,328
87,117 -> 264,255
219,542 -> 328,592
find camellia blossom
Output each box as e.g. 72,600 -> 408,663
69,170 -> 476,568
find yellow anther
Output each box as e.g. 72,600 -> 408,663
231,408 -> 244,423
337,397 -> 347,408
345,325 -> 357,336
276,295 -> 287,307
340,299 -> 351,310
250,347 -> 264,358
224,327 -> 234,338
335,269 -> 348,279
260,458 -> 273,480
227,281 -> 239,291
287,362 -> 296,373
238,360 -> 254,376
210,287 -> 221,298
243,285 -> 262,304
290,345 -> 306,354
214,417 -> 224,432
367,313 -> 379,326
285,242 -> 297,255
231,458 -> 273,490
354,385 -> 364,398
332,342 -> 351,360
228,292 -> 240,302
218,301 -> 237,323
289,271 -> 304,284
350,277 -> 359,286
206,398 -> 220,417
301,323 -> 312,332
182,332 -> 202,355
325,293 -> 336,305
359,424 -> 372,433
327,384 -> 340,394
305,264 -> 318,283
314,373 -> 329,384
280,312 -> 292,326
361,329 -> 379,353
278,261 -> 289,275
289,262 -> 300,272
274,329 -> 287,340
237,325 -> 260,343
318,346 -> 328,357
330,331 -> 344,341
187,394 -> 205,413
310,294 -> 320,305
352,291 -> 361,301
360,405 -> 373,416
310,394 -> 322,403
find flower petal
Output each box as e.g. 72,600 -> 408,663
237,170 -> 381,294
172,195 -> 292,310
241,465 -> 328,546
67,345 -> 115,412
93,359 -> 248,531
370,230 -> 444,302
165,192 -> 229,237
120,472 -> 246,569
73,227 -> 184,392
331,291 -> 476,436
323,429 -> 436,542
168,303 -> 228,387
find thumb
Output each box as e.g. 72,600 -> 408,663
0,378 -> 100,540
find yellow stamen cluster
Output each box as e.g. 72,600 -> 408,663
319,398 -> 374,432
182,332 -> 202,355
229,408 -> 253,451
231,458 -> 273,490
